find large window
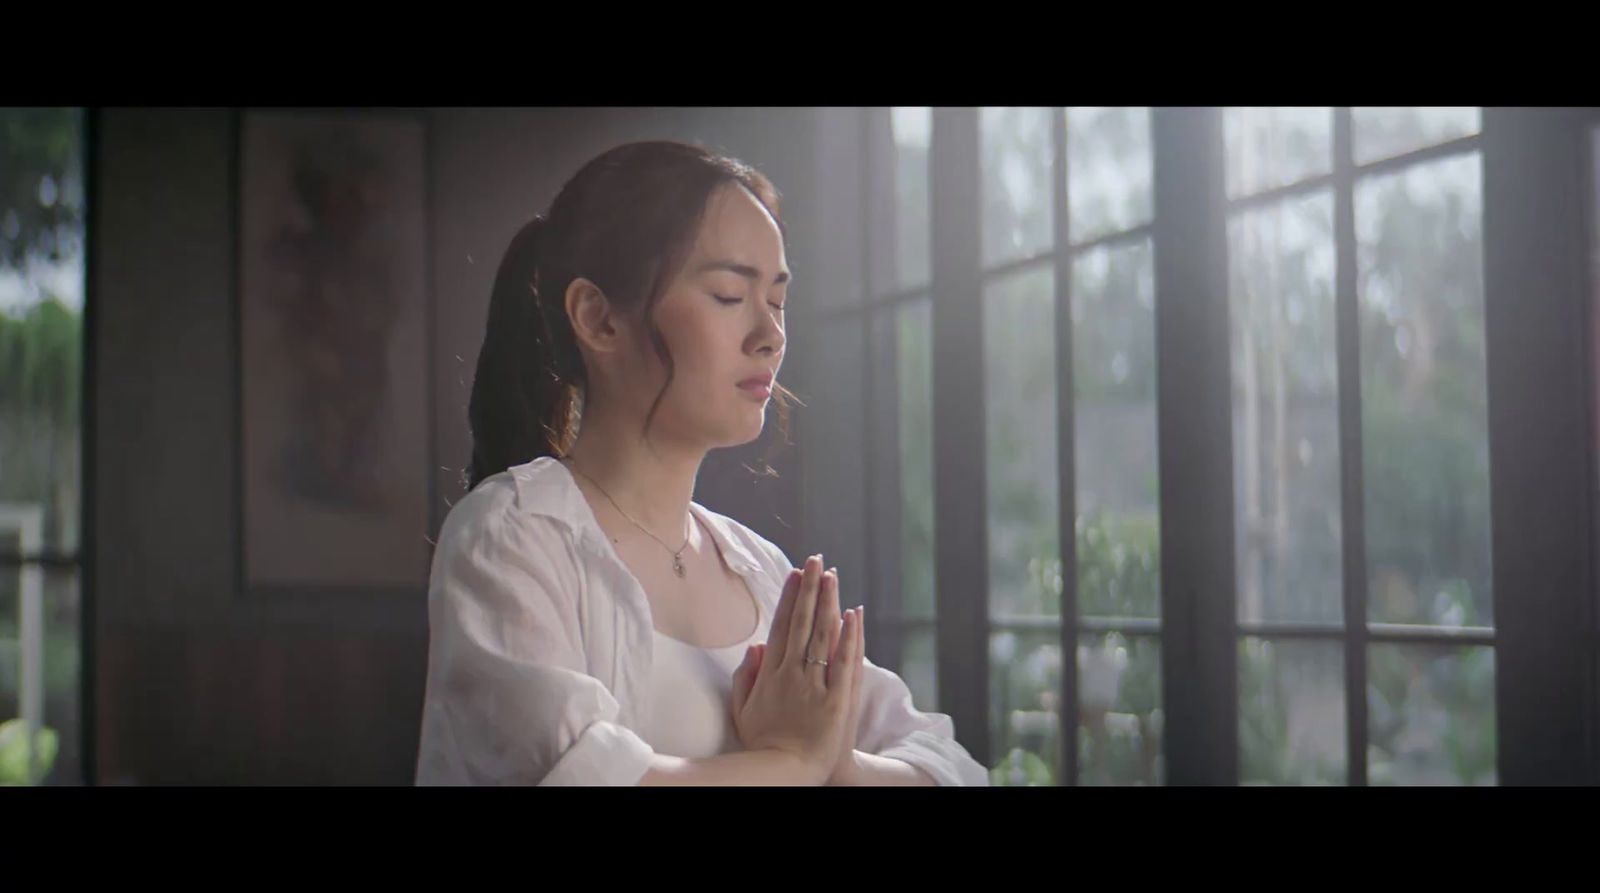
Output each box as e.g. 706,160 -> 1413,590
979,108 -> 1163,786
796,109 -> 939,713
869,108 -> 939,711
797,106 -> 1598,785
0,107 -> 86,785
1228,108 -> 1493,785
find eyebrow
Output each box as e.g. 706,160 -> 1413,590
693,259 -> 791,286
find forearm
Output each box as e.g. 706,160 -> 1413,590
831,750 -> 938,786
638,748 -> 825,786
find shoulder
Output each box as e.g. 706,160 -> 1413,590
442,456 -> 598,543
433,462 -> 590,588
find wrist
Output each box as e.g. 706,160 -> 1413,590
759,747 -> 832,786
829,749 -> 866,786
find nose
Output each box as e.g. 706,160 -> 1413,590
749,304 -> 785,359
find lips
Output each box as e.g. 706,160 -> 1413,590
737,373 -> 774,400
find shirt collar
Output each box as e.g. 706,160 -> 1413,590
509,456 -> 763,576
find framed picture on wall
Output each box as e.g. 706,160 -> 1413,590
237,109 -> 431,592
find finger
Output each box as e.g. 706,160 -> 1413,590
857,607 -> 867,660
829,607 -> 861,702
829,608 -> 864,741
850,607 -> 866,716
731,645 -> 757,718
826,570 -> 851,663
824,608 -> 850,691
784,555 -> 824,669
765,567 -> 803,667
814,570 -> 842,680
847,608 -> 866,700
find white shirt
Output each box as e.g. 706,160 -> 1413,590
641,624 -> 759,759
414,456 -> 989,786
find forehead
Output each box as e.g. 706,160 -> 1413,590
688,183 -> 787,270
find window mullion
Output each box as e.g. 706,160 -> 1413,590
1152,106 -> 1238,785
1052,107 -> 1081,786
930,107 -> 991,765
1333,106 -> 1370,787
1482,107 -> 1599,785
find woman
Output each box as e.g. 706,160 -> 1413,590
415,140 -> 987,786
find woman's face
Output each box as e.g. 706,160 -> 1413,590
616,182 -> 788,451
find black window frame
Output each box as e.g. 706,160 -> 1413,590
794,105 -> 1600,785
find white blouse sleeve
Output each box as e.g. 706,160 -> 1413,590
756,542 -> 991,786
854,661 -> 991,786
416,497 -> 655,786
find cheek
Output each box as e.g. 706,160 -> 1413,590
657,306 -> 738,378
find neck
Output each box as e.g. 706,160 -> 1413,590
562,398 -> 705,542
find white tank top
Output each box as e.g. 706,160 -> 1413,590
638,593 -> 767,760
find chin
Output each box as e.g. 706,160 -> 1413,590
709,410 -> 766,449
731,419 -> 767,447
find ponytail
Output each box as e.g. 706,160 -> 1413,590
465,216 -> 582,491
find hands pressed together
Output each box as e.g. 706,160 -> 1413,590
730,554 -> 866,786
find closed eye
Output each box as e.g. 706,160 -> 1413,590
714,293 -> 785,312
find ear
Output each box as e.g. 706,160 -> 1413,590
565,277 -> 621,355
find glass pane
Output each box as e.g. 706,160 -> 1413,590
981,107 -> 1054,268
897,299 -> 936,619
1353,108 -> 1481,167
1229,191 -> 1343,625
1224,107 -> 1333,200
1078,631 -> 1162,786
0,108 -> 85,556
1357,154 -> 1492,627
985,266 -> 1060,619
1368,643 -> 1496,785
899,623 -> 939,715
0,564 -> 80,785
1066,107 -> 1153,243
890,107 -> 931,293
1239,637 -> 1346,785
990,628 -> 1063,785
797,314 -> 870,596
866,300 -> 935,623
810,106 -> 869,312
1072,240 -> 1160,620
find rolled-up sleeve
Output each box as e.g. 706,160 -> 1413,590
416,495 -> 655,786
855,660 -> 991,786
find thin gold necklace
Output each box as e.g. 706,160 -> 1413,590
563,459 -> 693,578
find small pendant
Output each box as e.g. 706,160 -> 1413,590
673,554 -> 687,578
